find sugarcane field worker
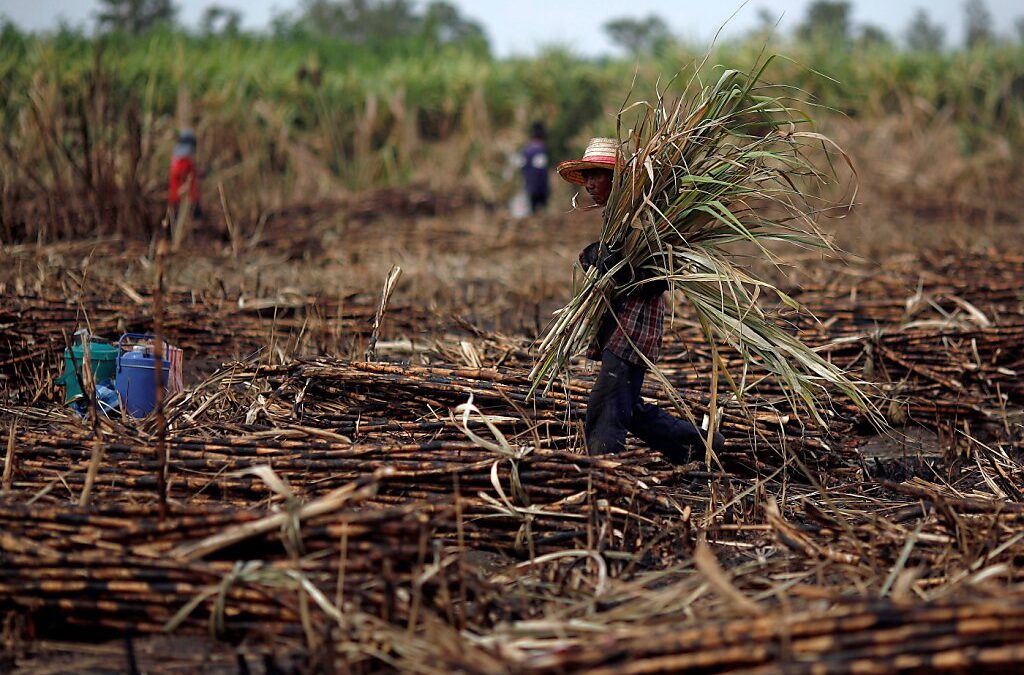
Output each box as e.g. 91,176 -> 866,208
521,121 -> 551,214
168,128 -> 203,221
558,137 -> 726,463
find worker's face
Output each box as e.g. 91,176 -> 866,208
582,168 -> 613,206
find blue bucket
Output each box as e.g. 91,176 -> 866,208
115,334 -> 173,418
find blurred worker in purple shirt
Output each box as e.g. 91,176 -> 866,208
521,122 -> 550,214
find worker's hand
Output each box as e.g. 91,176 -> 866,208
579,241 -> 602,269
581,242 -> 670,297
581,241 -> 634,286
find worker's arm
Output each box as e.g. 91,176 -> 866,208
579,242 -> 668,296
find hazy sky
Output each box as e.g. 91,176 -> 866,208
3,1 -> 1021,55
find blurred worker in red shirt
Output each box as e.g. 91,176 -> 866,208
168,129 -> 202,220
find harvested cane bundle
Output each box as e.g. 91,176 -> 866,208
531,57 -> 876,425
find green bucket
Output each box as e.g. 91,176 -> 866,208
56,341 -> 119,403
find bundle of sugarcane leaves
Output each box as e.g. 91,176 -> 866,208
532,56 -> 881,434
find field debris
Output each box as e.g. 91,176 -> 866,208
1,234 -> 1023,671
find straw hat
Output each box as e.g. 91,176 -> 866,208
556,137 -> 620,185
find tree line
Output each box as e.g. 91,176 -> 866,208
604,1 -> 1016,56
5,0 -> 1023,55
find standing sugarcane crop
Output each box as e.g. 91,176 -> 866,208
533,57 -> 878,462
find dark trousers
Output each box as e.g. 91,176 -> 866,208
529,192 -> 548,214
585,349 -> 723,464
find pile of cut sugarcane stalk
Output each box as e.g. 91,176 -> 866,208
3,234 -> 1024,671
519,599 -> 1024,673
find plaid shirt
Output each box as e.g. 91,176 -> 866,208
579,241 -> 666,365
586,292 -> 665,365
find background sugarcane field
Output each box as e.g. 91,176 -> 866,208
3,0 -> 1024,671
